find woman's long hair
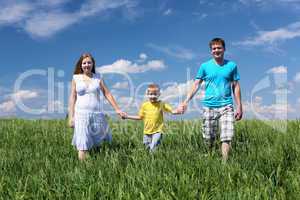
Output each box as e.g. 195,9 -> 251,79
73,53 -> 96,74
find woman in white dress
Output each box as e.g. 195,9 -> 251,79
68,53 -> 126,160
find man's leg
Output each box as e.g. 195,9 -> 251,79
202,107 -> 217,153
220,105 -> 234,161
221,141 -> 231,161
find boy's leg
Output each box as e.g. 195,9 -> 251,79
149,133 -> 162,151
143,134 -> 152,149
219,105 -> 234,161
202,107 -> 217,153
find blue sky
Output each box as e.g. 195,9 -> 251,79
0,0 -> 300,119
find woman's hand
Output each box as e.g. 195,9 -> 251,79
116,109 -> 127,119
68,117 -> 74,128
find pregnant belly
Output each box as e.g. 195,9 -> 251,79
75,97 -> 100,111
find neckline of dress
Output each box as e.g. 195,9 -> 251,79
81,73 -> 95,88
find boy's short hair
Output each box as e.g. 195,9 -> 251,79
147,83 -> 160,94
209,38 -> 226,50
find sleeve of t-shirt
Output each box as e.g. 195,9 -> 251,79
139,103 -> 145,118
232,65 -> 240,81
195,64 -> 205,80
162,102 -> 173,113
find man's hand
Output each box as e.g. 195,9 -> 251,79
177,102 -> 188,114
235,106 -> 243,121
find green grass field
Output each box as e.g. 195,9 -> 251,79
0,119 -> 299,199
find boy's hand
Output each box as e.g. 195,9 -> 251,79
116,109 -> 127,119
121,112 -> 128,119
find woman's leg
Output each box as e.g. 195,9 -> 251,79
78,150 -> 88,161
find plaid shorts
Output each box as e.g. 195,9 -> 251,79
202,105 -> 234,142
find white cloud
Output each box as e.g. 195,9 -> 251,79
136,53 -> 148,63
37,0 -> 71,7
117,96 -> 136,109
239,0 -> 300,7
163,8 -> 172,16
243,95 -> 294,119
234,21 -> 300,46
160,80 -> 205,112
161,80 -> 194,101
192,12 -> 208,20
97,58 -> 166,74
112,81 -> 129,89
139,53 -> 147,61
24,11 -> 78,38
161,81 -> 206,115
258,103 -> 294,114
146,60 -> 166,70
101,92 -> 138,113
147,43 -> 196,60
79,0 -> 131,17
267,66 -> 287,74
0,0 -> 137,38
11,90 -> 39,100
44,100 -> 65,113
0,100 -> 16,113
272,89 -> 291,95
0,89 -> 39,114
0,2 -> 33,24
294,72 -> 300,82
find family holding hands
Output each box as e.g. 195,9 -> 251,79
68,38 -> 243,161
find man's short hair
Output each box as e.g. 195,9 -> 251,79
209,38 -> 226,50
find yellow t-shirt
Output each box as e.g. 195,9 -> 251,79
139,101 -> 173,134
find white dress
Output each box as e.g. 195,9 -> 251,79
72,73 -> 112,151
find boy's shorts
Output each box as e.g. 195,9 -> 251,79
202,105 -> 234,142
143,132 -> 162,151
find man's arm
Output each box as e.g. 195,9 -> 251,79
232,81 -> 243,120
178,79 -> 203,113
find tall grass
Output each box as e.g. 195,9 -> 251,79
0,119 -> 299,199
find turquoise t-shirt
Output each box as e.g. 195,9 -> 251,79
196,59 -> 240,108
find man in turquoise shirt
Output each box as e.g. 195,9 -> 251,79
179,38 -> 243,161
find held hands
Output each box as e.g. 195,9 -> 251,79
116,109 -> 128,119
177,102 -> 188,114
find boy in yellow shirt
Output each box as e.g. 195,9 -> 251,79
123,84 -> 182,151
